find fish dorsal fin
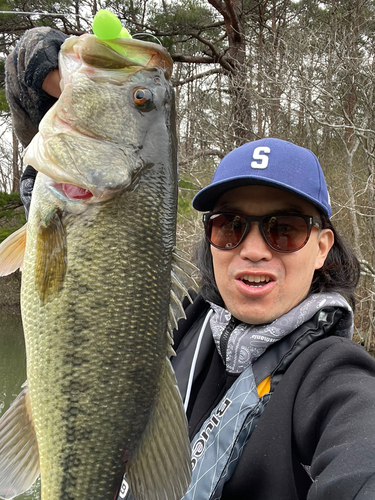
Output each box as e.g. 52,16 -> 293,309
35,209 -> 67,304
126,358 -> 191,500
168,247 -> 199,339
0,224 -> 27,276
0,384 -> 40,500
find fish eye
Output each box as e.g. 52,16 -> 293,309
133,88 -> 154,110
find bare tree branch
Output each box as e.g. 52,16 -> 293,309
172,54 -> 216,64
179,149 -> 225,168
173,68 -> 225,87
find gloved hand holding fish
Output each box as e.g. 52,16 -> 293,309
0,11 -> 196,500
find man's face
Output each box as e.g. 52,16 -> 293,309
211,185 -> 334,324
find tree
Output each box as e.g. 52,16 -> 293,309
1,0 -> 375,347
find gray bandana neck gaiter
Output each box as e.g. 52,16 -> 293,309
210,292 -> 353,374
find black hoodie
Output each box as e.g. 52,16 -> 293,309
173,294 -> 375,500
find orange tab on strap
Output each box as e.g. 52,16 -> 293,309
257,375 -> 271,398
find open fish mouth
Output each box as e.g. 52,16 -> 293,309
24,124 -> 142,202
66,34 -> 173,77
53,183 -> 94,201
50,180 -> 132,204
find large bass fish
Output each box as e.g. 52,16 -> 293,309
0,31 -> 195,500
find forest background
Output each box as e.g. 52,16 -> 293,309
0,0 -> 374,349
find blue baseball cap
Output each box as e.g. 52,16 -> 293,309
192,138 -> 331,217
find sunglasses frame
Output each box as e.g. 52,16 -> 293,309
203,212 -> 322,253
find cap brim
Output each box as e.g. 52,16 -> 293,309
192,176 -> 330,216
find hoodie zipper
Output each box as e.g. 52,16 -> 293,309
220,316 -> 239,364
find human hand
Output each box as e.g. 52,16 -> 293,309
42,69 -> 61,98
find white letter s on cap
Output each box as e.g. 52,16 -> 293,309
251,147 -> 271,169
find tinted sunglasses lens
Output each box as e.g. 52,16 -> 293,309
262,215 -> 309,251
207,213 -> 247,249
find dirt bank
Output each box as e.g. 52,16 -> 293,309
0,194 -> 24,315
0,272 -> 21,315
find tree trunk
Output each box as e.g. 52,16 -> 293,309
209,0 -> 253,145
11,130 -> 19,193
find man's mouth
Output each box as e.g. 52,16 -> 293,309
240,275 -> 272,287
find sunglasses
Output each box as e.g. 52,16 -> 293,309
203,212 -> 321,253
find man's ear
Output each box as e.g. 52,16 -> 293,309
315,229 -> 334,270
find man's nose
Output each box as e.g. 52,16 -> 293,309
238,222 -> 273,261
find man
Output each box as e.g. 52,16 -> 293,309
171,138 -> 375,500
6,28 -> 375,500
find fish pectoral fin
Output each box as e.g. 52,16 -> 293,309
168,247 -> 199,338
127,358 -> 191,500
0,224 -> 27,276
35,209 -> 67,303
0,384 -> 40,500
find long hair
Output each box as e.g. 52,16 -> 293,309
195,212 -> 360,311
309,213 -> 360,310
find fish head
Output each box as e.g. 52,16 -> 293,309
23,34 -> 176,206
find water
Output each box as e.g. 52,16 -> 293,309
0,313 -> 41,499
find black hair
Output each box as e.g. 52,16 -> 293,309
194,211 -> 360,311
309,213 -> 360,310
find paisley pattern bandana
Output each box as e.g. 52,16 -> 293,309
209,293 -> 353,374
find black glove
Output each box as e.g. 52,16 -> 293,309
5,27 -> 68,148
6,27 -> 68,215
20,166 -> 38,219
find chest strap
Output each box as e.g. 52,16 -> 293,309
182,365 -> 270,500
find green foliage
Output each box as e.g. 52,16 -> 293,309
0,192 -> 25,243
0,57 -> 4,87
152,0 -> 215,32
0,226 -> 18,243
177,177 -> 201,254
179,179 -> 196,190
177,178 -> 196,216
0,88 -> 9,112
0,209 -> 14,218
148,0 -> 221,54
177,192 -> 193,216
0,192 -> 21,207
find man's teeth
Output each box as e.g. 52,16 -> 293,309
241,275 -> 271,284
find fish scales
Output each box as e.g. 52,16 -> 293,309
0,33 -> 192,500
22,167 -> 176,498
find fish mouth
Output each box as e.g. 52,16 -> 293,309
64,34 -> 173,78
54,183 -> 93,200
51,182 -> 123,204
